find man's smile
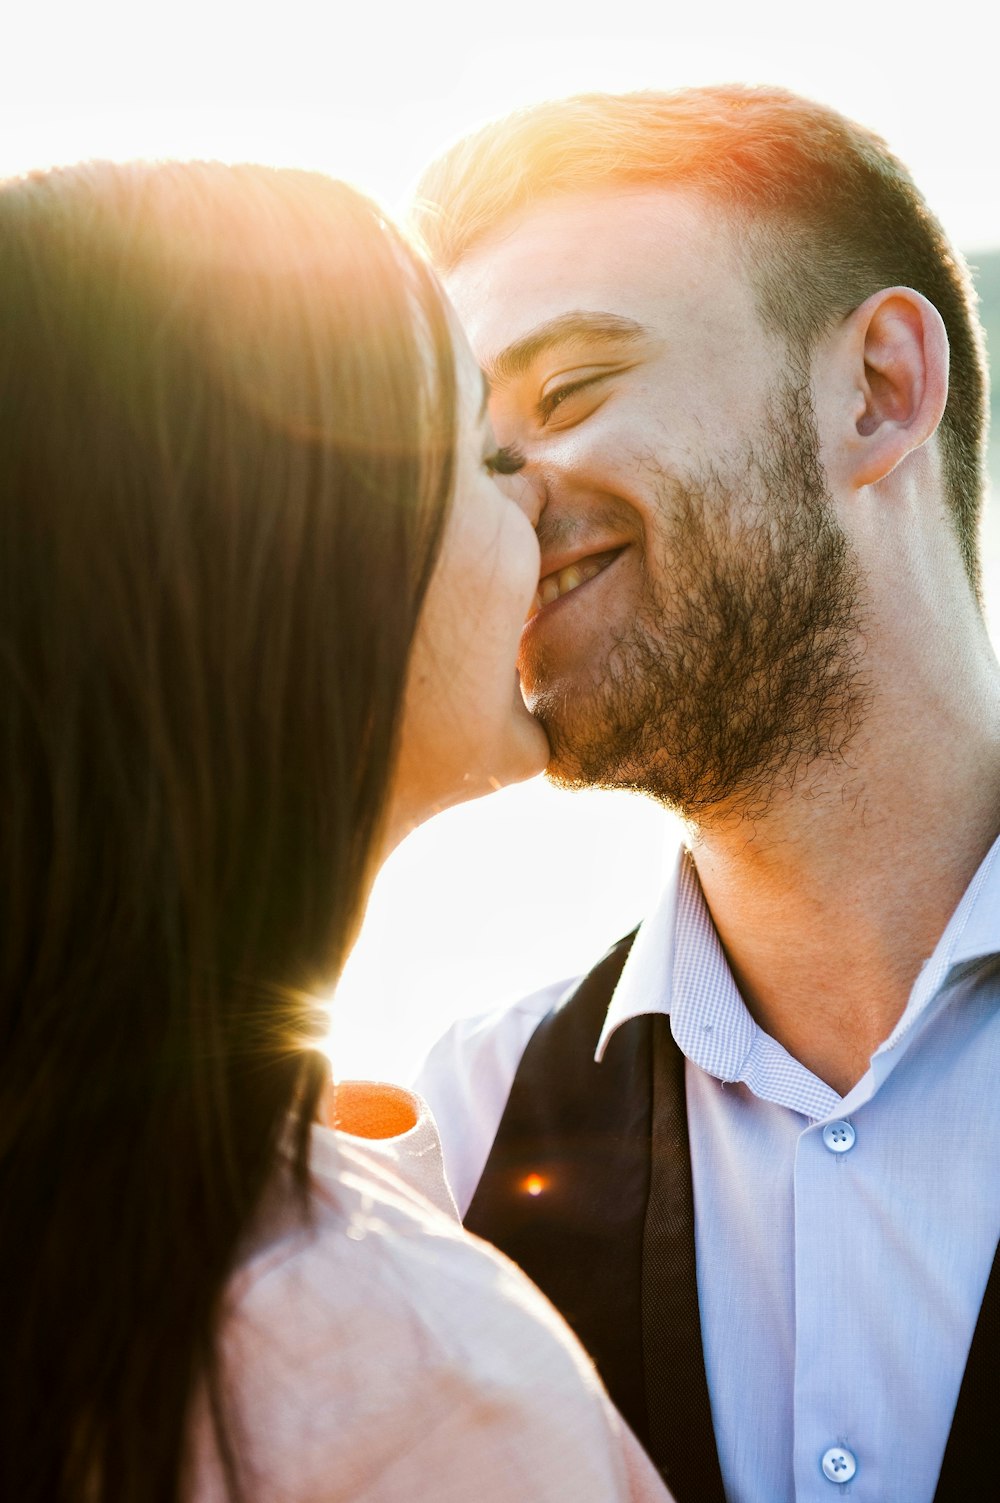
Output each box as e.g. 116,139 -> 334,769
528,546 -> 625,618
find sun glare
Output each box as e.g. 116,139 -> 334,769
4,3 -> 1000,247
6,0 -> 997,1086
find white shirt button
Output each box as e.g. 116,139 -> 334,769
821,1446 -> 857,1483
822,1120 -> 856,1154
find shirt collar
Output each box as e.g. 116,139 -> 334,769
943,831 -> 1000,966
874,828 -> 1000,1057
596,845 -> 838,1112
596,844 -> 754,1072
594,846 -> 683,1062
595,826 -> 1000,1088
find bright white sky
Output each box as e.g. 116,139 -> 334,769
5,1 -> 1000,250
7,0 -> 998,1079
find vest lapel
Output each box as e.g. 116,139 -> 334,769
465,935 -> 724,1502
642,1016 -> 726,1503
932,1236 -> 1000,1500
465,936 -> 653,1444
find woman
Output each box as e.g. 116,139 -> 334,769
0,162 -> 670,1502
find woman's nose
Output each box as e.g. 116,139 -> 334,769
499,469 -> 546,528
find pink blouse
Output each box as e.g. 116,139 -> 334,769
187,1083 -> 673,1503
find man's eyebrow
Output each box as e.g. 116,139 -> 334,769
486,312 -> 649,388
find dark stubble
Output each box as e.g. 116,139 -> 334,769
528,374 -> 868,821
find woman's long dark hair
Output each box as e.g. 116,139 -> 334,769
0,161 -> 456,1501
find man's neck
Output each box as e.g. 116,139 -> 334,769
687,664 -> 1000,1097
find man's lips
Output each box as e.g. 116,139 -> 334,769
529,547 -> 624,618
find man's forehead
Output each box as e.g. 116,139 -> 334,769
444,185 -> 740,360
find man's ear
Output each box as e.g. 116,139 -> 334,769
839,287 -> 949,490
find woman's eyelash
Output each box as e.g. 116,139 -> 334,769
536,373 -> 606,424
484,443 -> 526,476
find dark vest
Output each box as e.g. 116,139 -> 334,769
465,932 -> 999,1503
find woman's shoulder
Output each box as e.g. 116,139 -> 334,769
227,1125 -> 580,1397
193,1125 -> 668,1502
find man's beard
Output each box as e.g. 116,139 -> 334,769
524,376 -> 868,822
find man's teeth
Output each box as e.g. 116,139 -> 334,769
537,556 -> 608,608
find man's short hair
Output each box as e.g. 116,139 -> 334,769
413,85 -> 989,592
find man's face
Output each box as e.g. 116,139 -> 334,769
445,187 -> 864,820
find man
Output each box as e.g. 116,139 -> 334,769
411,88 -> 1000,1503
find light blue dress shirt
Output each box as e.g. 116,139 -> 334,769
596,838 -> 1000,1503
416,834 -> 1000,1503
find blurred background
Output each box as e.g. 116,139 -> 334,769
6,0 -> 997,1080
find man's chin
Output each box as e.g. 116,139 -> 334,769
533,699 -> 632,794
533,689 -> 694,808
542,754 -> 594,793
